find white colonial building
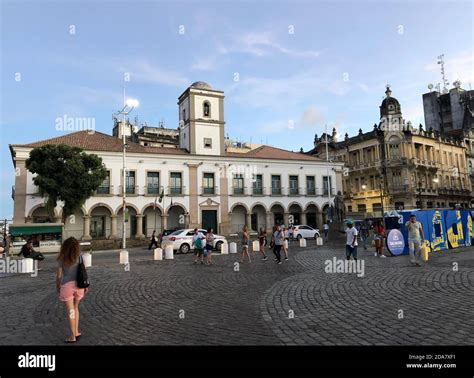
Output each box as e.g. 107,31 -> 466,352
9,81 -> 343,240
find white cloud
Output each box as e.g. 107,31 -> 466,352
301,106 -> 323,126
219,31 -> 320,58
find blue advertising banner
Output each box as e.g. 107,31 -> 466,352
444,210 -> 465,249
386,229 -> 405,256
461,210 -> 473,246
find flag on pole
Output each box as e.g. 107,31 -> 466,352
158,188 -> 164,203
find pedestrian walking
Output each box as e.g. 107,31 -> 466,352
56,237 -> 87,343
405,214 -> 424,266
282,226 -> 289,260
148,230 -> 159,250
192,228 -> 205,264
258,228 -> 268,260
373,221 -> 386,258
323,221 -> 330,241
273,225 -> 284,264
240,225 -> 251,263
205,228 -> 215,265
344,219 -> 358,261
360,221 -> 369,250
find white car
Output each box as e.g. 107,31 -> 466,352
291,225 -> 320,240
161,229 -> 226,254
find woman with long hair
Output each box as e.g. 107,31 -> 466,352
373,221 -> 386,258
240,225 -> 251,263
56,237 -> 87,343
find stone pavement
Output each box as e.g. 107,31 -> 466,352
0,240 -> 473,345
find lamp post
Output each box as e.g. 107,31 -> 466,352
325,124 -> 332,220
114,95 -> 139,250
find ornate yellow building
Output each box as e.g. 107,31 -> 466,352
309,87 -> 472,218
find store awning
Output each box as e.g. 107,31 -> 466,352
9,224 -> 63,236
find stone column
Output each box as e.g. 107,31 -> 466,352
110,215 -> 118,239
185,213 -> 190,228
135,214 -> 145,239
266,212 -> 273,235
82,215 -> 91,240
246,213 -> 252,230
316,211 -> 324,230
188,164 -> 199,228
283,212 -> 290,227
13,159 -> 27,224
219,165 -> 231,235
300,212 -> 307,226
161,214 -> 168,230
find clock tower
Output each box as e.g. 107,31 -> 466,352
178,81 -> 225,155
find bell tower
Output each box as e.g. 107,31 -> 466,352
177,81 -> 225,155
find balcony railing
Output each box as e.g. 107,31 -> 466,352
288,187 -> 301,196
252,186 -> 264,195
232,186 -> 245,195
96,185 -> 112,195
168,186 -> 185,196
146,185 -> 164,196
271,187 -> 282,196
306,187 -> 316,196
119,185 -> 138,195
201,186 -> 218,195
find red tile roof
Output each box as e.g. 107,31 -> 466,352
10,130 -> 322,162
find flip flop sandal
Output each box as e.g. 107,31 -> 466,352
65,338 -> 77,344
75,334 -> 82,341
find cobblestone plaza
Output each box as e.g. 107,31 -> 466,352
1,241 -> 473,346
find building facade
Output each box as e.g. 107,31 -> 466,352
10,81 -> 343,240
309,87 -> 472,218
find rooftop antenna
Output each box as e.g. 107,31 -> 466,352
437,54 -> 450,94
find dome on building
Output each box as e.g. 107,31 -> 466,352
380,86 -> 401,117
190,81 -> 212,90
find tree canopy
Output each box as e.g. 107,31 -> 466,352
26,144 -> 108,222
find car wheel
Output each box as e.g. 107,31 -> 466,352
314,233 -> 319,239
297,234 -> 302,240
215,241 -> 223,252
180,243 -> 190,254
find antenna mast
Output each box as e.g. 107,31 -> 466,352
437,54 -> 450,94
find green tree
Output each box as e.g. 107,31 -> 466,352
26,145 -> 108,223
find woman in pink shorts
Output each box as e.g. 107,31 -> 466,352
55,237 -> 87,343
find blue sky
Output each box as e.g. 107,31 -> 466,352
1,0 -> 473,218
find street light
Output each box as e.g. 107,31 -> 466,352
114,95 -> 139,251
361,184 -> 367,190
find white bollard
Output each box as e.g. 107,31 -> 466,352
165,246 -> 174,259
252,240 -> 260,252
82,253 -> 92,267
284,240 -> 289,249
299,238 -> 307,247
220,242 -> 229,255
154,248 -> 163,261
119,250 -> 129,264
229,242 -> 237,254
21,258 -> 34,274
316,237 -> 323,246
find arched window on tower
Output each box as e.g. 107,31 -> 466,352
203,101 -> 210,117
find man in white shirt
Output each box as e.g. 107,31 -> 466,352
192,228 -> 205,264
405,214 -> 424,266
345,219 -> 358,261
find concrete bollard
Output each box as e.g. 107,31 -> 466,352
21,258 -> 34,274
154,248 -> 163,261
299,238 -> 307,247
165,246 -> 174,259
229,242 -> 237,254
220,242 -> 229,254
252,240 -> 260,252
119,250 -> 129,264
82,253 -> 92,267
316,237 -> 323,246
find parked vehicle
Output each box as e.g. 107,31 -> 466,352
291,225 -> 320,240
161,229 -> 226,254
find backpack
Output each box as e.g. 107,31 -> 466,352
194,237 -> 203,249
77,256 -> 90,289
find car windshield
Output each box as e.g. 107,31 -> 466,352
170,229 -> 184,236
